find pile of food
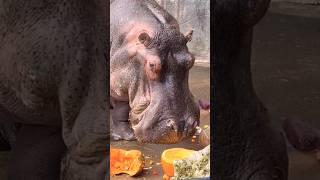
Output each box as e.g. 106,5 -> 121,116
110,126 -> 211,179
193,125 -> 210,147
161,148 -> 195,178
171,145 -> 210,179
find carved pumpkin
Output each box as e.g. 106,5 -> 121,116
161,148 -> 194,177
110,148 -> 144,176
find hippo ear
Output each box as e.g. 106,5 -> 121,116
138,32 -> 151,46
184,29 -> 193,42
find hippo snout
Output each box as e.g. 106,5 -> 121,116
132,113 -> 199,144
166,119 -> 179,132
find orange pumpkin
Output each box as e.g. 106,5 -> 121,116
110,148 -> 144,176
163,174 -> 170,180
161,148 -> 194,177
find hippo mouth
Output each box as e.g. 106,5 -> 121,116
129,101 -> 197,144
132,116 -> 196,144
136,122 -> 182,144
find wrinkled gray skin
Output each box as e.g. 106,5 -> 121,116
110,0 -> 200,144
0,0 -> 108,179
212,0 -> 288,179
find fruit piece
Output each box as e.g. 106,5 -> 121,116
161,148 -> 194,177
152,170 -> 158,175
199,127 -> 210,147
110,148 -> 144,176
163,174 -> 170,180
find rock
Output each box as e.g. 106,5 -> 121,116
282,117 -> 320,151
198,99 -> 210,110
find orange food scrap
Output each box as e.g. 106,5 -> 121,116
110,148 -> 144,176
163,174 -> 170,180
161,148 -> 194,177
152,170 -> 158,175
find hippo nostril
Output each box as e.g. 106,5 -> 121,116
178,121 -> 185,132
166,119 -> 178,132
166,119 -> 173,124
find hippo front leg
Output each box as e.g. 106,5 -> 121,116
110,99 -> 135,141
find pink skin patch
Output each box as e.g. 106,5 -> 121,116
110,72 -> 128,101
111,20 -> 163,101
144,54 -> 161,81
121,21 -> 155,58
121,21 -> 162,81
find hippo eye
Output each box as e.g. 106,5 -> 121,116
138,32 -> 151,46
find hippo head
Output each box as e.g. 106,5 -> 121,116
123,24 -> 200,144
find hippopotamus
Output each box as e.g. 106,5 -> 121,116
0,1 -> 108,179
110,0 -> 200,143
